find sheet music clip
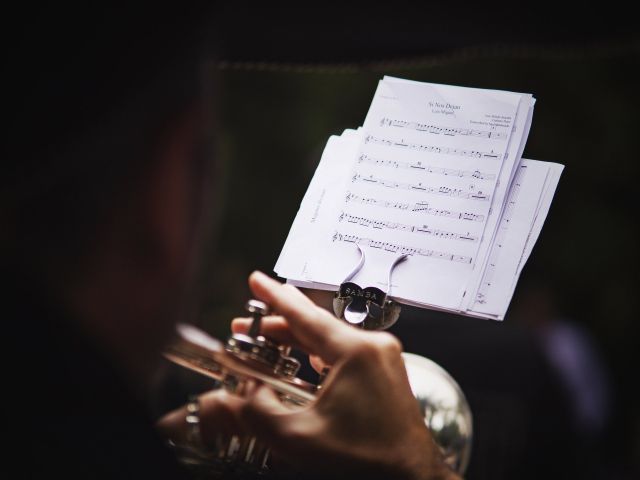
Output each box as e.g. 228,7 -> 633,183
332,244 -> 407,330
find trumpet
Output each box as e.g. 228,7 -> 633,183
164,299 -> 472,477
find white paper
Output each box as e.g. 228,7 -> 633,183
274,78 -> 562,321
469,160 -> 550,318
311,79 -> 527,309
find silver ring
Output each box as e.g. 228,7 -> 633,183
185,395 -> 203,448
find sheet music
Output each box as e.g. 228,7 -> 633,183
282,135 -> 561,320
274,129 -> 360,280
304,79 -> 525,310
275,77 -> 562,320
459,94 -> 535,312
468,159 -> 562,318
518,162 -> 564,271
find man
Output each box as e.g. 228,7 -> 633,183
4,6 -> 458,479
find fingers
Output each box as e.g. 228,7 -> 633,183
237,384 -> 296,448
231,316 -> 303,350
248,271 -> 362,362
156,389 -> 245,447
199,389 -> 246,441
232,317 -> 332,375
309,354 -> 329,374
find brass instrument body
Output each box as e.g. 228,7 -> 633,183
165,316 -> 472,476
165,324 -> 316,477
165,324 -> 316,405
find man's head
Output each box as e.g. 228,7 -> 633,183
3,6 -> 218,379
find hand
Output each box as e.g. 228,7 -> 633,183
156,389 -> 245,449
229,271 -> 460,480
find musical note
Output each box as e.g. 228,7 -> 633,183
332,231 -> 473,264
273,77 -> 542,320
351,174 -> 491,201
357,154 -> 496,180
379,117 -> 508,140
364,135 -> 501,160
345,192 -> 486,222
338,212 -> 478,242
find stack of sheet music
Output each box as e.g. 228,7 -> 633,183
275,76 -> 563,320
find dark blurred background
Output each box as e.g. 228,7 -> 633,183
6,3 -> 637,479
187,4 -> 639,479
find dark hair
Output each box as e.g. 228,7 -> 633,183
2,5 -> 215,276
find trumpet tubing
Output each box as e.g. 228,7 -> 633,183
165,323 -> 472,476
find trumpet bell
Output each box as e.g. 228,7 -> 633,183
402,352 -> 473,474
